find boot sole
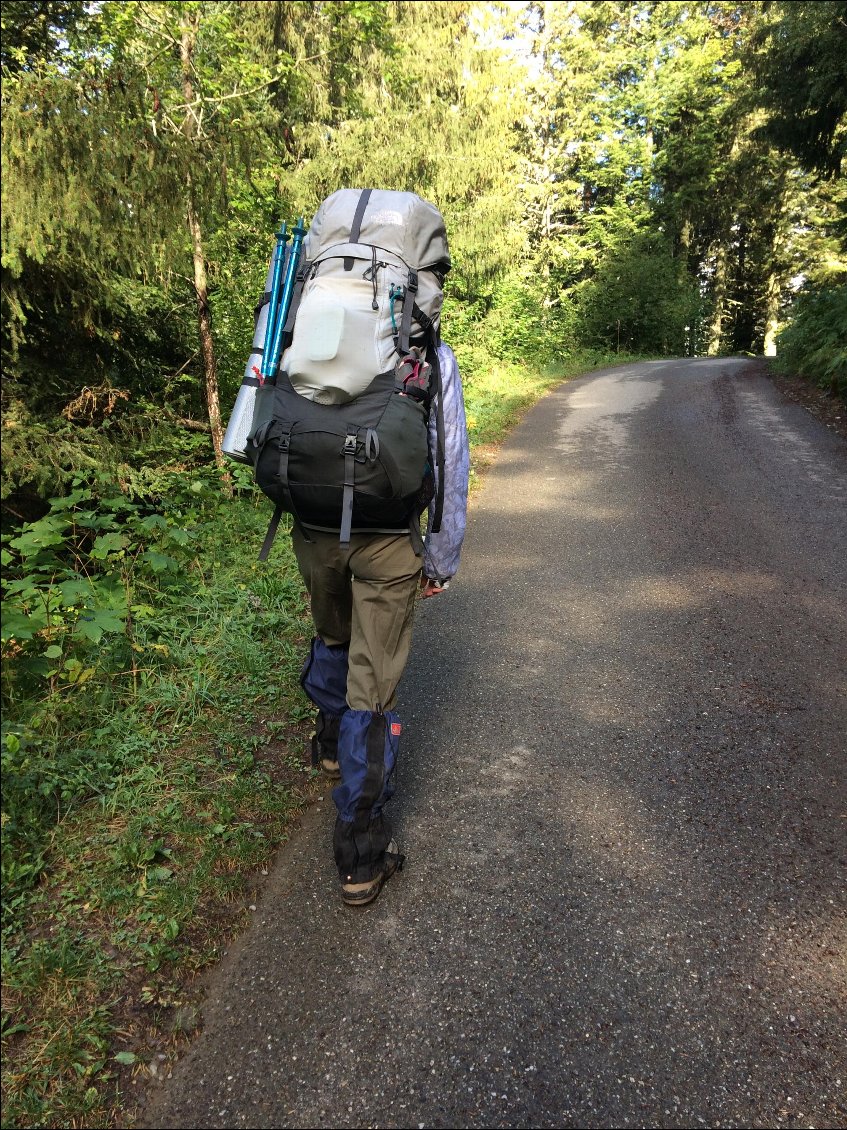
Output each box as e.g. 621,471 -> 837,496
341,876 -> 386,906
341,852 -> 403,907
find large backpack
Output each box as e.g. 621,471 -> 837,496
246,189 -> 450,560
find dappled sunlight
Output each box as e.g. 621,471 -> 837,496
442,541 -> 846,757
476,747 -> 673,892
737,386 -> 847,498
472,462 -> 635,519
465,546 -> 789,615
557,374 -> 664,455
564,775 -> 673,887
481,478 -> 631,519
616,567 -> 781,611
405,353 -> 845,1130
478,743 -> 536,799
619,575 -> 705,611
754,903 -> 847,1003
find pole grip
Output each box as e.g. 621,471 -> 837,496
261,223 -> 290,381
267,216 -> 307,377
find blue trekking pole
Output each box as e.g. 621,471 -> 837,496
221,214 -> 306,462
265,216 -> 307,379
260,221 -> 290,382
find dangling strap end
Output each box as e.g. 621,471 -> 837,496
258,503 -> 285,562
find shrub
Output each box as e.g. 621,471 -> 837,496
775,282 -> 847,400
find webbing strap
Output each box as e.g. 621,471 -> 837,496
411,302 -> 433,335
340,427 -> 358,545
354,711 -> 387,830
398,270 -> 418,355
281,262 -> 309,338
258,503 -> 284,562
350,189 -> 372,243
408,517 -> 425,556
258,425 -> 308,561
344,189 -> 372,271
277,426 -> 292,502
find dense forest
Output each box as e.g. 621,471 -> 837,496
1,3 -> 845,1126
2,1 -> 845,508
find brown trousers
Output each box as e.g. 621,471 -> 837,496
291,525 -> 422,712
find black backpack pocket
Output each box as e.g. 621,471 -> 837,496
247,377 -> 429,535
375,392 -> 429,498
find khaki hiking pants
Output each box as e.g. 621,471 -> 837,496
291,525 -> 422,712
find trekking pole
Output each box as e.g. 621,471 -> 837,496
221,220 -> 291,461
260,221 -> 290,382
265,215 -> 307,379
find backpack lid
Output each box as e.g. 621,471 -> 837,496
305,188 -> 450,273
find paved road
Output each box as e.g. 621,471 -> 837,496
141,359 -> 847,1129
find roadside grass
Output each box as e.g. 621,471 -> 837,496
1,349 -> 632,1128
1,497 -> 319,1128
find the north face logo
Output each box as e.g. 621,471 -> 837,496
390,722 -> 402,737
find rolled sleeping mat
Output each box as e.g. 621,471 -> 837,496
222,257 -> 278,463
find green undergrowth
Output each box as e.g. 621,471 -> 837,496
773,282 -> 847,401
1,349 -> 636,1128
1,466 -> 318,1127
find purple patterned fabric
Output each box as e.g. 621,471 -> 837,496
424,343 -> 469,583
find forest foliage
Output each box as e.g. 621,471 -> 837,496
2,2 -> 844,506
1,3 -> 845,1124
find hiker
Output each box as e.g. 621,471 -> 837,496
225,189 -> 469,905
296,336 -> 468,906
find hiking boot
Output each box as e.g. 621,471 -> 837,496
340,840 -> 405,907
316,741 -> 341,778
310,712 -> 342,778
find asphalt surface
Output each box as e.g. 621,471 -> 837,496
141,358 -> 847,1129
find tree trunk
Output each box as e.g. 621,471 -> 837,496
763,168 -> 790,359
180,15 -> 230,489
186,179 -> 227,476
708,240 -> 729,356
763,268 -> 780,357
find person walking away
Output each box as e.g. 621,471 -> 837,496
239,188 -> 468,906
296,339 -> 468,905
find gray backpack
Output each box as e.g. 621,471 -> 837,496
247,189 -> 451,560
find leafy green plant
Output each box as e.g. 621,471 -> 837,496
775,282 -> 847,399
1,464 -> 318,1127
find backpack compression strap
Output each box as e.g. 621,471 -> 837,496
398,269 -> 418,356
281,260 -> 310,340
256,423 -> 313,561
258,426 -> 295,562
340,426 -> 358,546
344,189 -> 373,272
259,503 -> 285,563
